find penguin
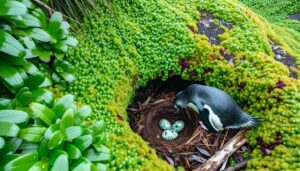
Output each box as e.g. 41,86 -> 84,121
173,84 -> 260,132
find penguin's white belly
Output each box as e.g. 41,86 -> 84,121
204,104 -> 223,131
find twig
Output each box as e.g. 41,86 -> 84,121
31,0 -> 54,15
224,160 -> 248,171
193,130 -> 247,171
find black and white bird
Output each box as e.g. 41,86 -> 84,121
173,84 -> 260,132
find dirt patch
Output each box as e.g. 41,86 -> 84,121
287,13 -> 300,21
197,11 -> 233,45
127,77 -> 252,170
271,42 -> 298,79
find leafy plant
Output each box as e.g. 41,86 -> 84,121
0,0 -> 77,94
0,94 -> 110,170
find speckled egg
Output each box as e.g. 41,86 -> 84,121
172,120 -> 185,132
159,119 -> 171,130
162,130 -> 178,141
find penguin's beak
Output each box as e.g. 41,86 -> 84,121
174,105 -> 180,113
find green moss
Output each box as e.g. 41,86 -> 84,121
62,0 -> 300,170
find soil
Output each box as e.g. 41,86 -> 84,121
127,76 -> 252,170
271,42 -> 298,79
287,13 -> 300,21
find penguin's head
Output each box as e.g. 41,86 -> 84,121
173,91 -> 188,112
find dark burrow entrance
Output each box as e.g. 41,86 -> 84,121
127,76 -> 253,170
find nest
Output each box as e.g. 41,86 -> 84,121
128,92 -> 245,170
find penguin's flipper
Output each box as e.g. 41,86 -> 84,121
200,108 -> 218,132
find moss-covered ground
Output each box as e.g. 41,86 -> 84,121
58,0 -> 300,170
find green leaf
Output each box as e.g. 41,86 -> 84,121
31,48 -> 51,62
72,161 -> 90,171
0,137 -> 5,149
15,67 -> 28,81
28,160 -> 48,171
30,88 -> 55,106
19,127 -> 46,142
0,121 -> 20,137
65,36 -> 78,46
64,143 -> 81,159
74,105 -> 91,125
38,139 -> 48,158
18,0 -> 33,9
51,153 -> 68,171
85,148 -> 110,162
19,142 -> 38,150
20,37 -> 35,49
22,61 -> 39,75
63,126 -> 82,141
24,72 -> 45,89
60,109 -> 74,130
28,28 -> 51,42
52,94 -> 73,118
29,102 -> 56,125
47,130 -> 63,150
44,124 -> 59,139
48,149 -> 67,165
0,30 -> 25,57
0,0 -> 27,16
47,11 -> 64,40
4,152 -> 38,171
0,137 -> 23,154
15,87 -> 32,106
23,14 -> 40,27
0,110 -> 29,124
0,98 -> 11,109
95,163 -> 107,171
31,9 -> 47,29
0,59 -> 24,92
73,135 -> 92,151
90,120 -> 105,136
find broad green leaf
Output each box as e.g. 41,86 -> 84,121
4,152 -> 38,171
73,135 -> 92,151
15,67 -> 28,81
31,9 -> 47,29
31,48 -> 51,62
93,144 -> 110,154
0,98 -> 11,109
60,109 -> 74,130
51,153 -> 68,171
24,72 -> 45,89
74,105 -> 91,125
4,15 -> 27,28
28,160 -> 48,171
29,102 -> 56,125
0,154 -> 19,168
65,36 -> 78,46
59,72 -> 75,83
19,142 -> 38,150
38,139 -> 48,158
23,14 -> 40,27
44,124 -> 59,139
0,59 -> 24,91
30,88 -> 55,106
64,143 -> 81,159
52,94 -> 73,118
28,28 -> 51,42
22,61 -> 39,75
90,120 -> 105,136
0,110 -> 29,124
0,0 -> 27,16
72,161 -> 90,171
53,41 -> 68,53
61,21 -> 70,29
85,148 -> 110,162
0,121 -> 20,137
47,130 -> 63,150
47,12 -> 64,39
17,0 -> 33,9
15,87 -> 31,106
48,150 -> 67,165
95,163 -> 107,171
0,137 -> 23,154
0,30 -> 25,57
20,37 -> 35,49
63,126 -> 82,141
0,137 -> 5,149
19,127 -> 46,142
39,77 -> 52,87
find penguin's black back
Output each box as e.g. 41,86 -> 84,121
185,84 -> 246,126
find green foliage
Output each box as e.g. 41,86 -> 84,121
49,0 -> 96,22
0,94 -> 110,171
0,1 -> 77,93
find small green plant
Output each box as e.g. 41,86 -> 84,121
0,94 -> 110,170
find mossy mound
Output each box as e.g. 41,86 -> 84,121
61,0 -> 300,170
